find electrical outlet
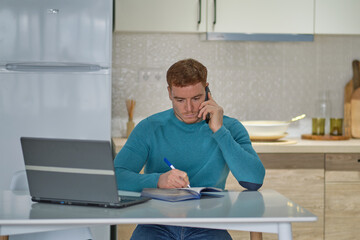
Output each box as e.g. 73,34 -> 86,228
139,69 -> 163,82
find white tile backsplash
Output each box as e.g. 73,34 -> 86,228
112,33 -> 360,138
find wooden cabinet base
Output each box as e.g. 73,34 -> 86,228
250,232 -> 263,240
117,224 -> 136,240
325,183 -> 360,239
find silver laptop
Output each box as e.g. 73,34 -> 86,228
20,137 -> 150,208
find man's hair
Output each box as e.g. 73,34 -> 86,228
166,58 -> 207,88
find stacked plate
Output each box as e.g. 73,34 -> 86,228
241,121 -> 290,141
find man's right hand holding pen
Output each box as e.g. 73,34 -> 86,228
157,158 -> 191,189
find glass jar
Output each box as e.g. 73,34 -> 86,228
312,91 -> 331,135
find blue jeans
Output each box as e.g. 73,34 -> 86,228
130,224 -> 232,240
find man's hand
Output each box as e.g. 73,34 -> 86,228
198,92 -> 224,133
157,169 -> 190,188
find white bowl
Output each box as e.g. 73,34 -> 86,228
241,121 -> 290,137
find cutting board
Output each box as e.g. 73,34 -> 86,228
344,79 -> 353,137
301,134 -> 350,141
345,60 -> 360,138
351,88 -> 360,138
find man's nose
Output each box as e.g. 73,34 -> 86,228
185,100 -> 193,112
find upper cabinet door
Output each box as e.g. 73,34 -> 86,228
207,0 -> 314,34
315,0 -> 360,34
114,0 -> 206,33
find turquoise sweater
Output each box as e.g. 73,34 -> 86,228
114,109 -> 265,192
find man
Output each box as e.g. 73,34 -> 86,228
114,58 -> 265,239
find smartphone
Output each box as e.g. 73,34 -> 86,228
205,86 -> 210,124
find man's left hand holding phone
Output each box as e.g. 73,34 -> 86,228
198,85 -> 224,133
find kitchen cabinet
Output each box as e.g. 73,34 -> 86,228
114,0 -> 314,35
114,0 -> 206,32
207,0 -> 314,34
325,153 -> 360,240
115,0 -> 360,36
315,0 -> 360,34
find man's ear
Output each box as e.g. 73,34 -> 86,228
167,86 -> 172,100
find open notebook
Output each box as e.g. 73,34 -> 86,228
141,187 -> 223,202
20,137 -> 150,208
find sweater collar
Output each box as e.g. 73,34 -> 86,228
169,109 -> 206,130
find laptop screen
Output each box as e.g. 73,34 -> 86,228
20,137 -> 120,206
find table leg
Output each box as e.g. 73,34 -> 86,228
278,223 -> 292,240
110,225 -> 117,240
250,232 -> 263,240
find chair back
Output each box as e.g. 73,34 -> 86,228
9,170 -> 29,191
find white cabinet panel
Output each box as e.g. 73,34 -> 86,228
114,0 -> 206,32
207,0 -> 314,34
315,0 -> 360,34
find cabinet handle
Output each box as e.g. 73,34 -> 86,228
213,0 -> 217,25
198,0 -> 201,24
358,159 -> 360,163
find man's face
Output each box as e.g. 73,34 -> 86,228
168,82 -> 207,124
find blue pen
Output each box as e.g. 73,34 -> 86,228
164,158 -> 191,188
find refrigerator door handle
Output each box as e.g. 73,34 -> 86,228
5,62 -> 105,72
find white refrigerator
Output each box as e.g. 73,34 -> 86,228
0,0 -> 112,194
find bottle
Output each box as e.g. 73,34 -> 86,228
312,91 -> 331,135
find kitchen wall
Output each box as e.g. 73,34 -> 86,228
111,33 -> 360,138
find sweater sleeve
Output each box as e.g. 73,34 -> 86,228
212,119 -> 265,191
114,119 -> 161,192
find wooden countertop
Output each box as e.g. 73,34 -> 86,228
252,138 -> 360,153
112,137 -> 360,154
